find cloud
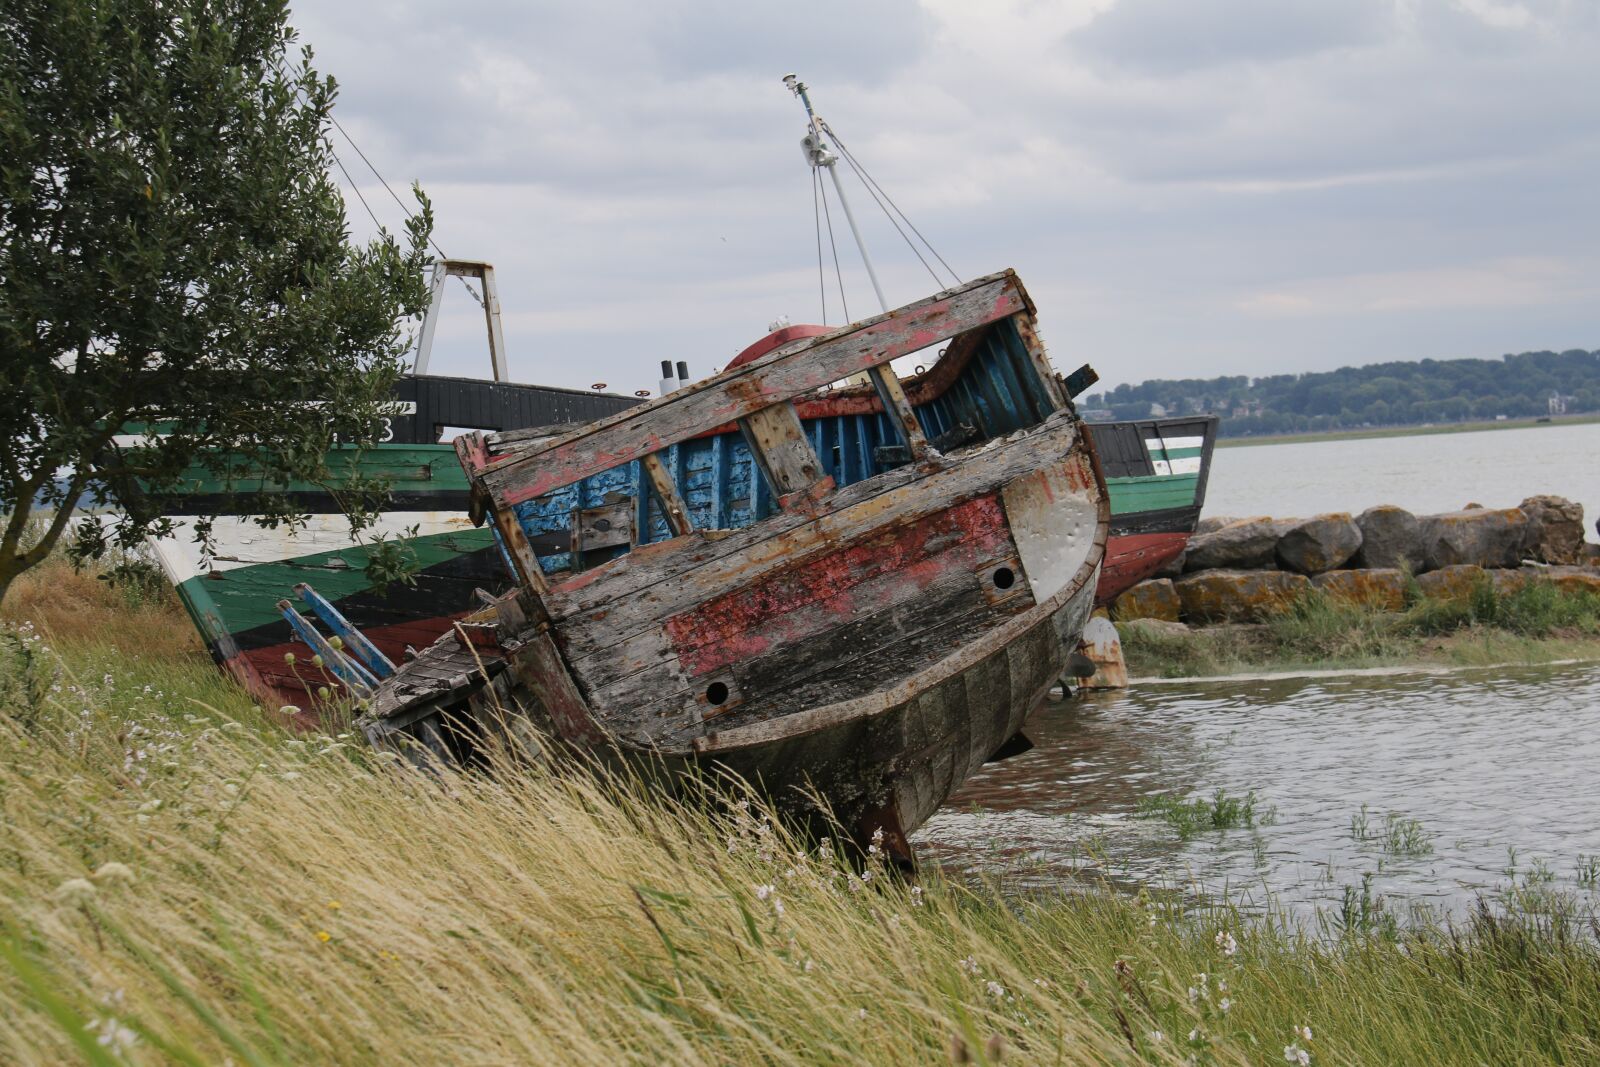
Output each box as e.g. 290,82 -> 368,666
289,0 -> 1600,393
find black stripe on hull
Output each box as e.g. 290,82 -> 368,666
1109,504 -> 1202,539
224,545 -> 514,653
154,490 -> 473,518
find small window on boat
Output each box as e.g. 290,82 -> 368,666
992,566 -> 1016,591
705,681 -> 730,706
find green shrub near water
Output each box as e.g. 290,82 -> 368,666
1121,580 -> 1600,678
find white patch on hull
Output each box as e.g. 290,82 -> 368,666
1001,461 -> 1098,603
146,511 -> 482,586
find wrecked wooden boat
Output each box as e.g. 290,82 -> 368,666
361,269 -> 1108,858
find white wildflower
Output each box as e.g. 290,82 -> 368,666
1298,1025 -> 1313,1041
1284,1043 -> 1310,1065
910,885 -> 924,907
803,958 -> 815,973
1214,930 -> 1238,956
856,1007 -> 868,1021
960,955 -> 979,975
986,980 -> 1006,998
1189,1028 -> 1200,1042
1219,998 -> 1232,1014
755,884 -> 774,901
772,897 -> 785,918
85,1016 -> 138,1052
1149,1030 -> 1164,1043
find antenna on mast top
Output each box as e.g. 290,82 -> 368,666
783,73 -> 887,315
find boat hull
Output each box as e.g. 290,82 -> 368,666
1088,416 -> 1219,604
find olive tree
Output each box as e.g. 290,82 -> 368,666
0,0 -> 433,605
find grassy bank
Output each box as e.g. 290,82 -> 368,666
7,564 -> 1600,1063
1120,581 -> 1600,679
1213,412 -> 1600,449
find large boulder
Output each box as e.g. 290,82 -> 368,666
1352,505 -> 1424,572
1545,567 -> 1600,597
1415,564 -> 1488,603
1276,513 -> 1363,575
1519,495 -> 1586,565
1113,578 -> 1182,622
1310,568 -> 1409,612
1418,508 -> 1528,571
1184,517 -> 1284,572
1195,515 -> 1237,536
1174,569 -> 1311,623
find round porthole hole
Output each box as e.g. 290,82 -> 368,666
992,566 -> 1016,591
706,681 -> 730,706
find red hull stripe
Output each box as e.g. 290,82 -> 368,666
1096,532 -> 1190,605
219,612 -> 473,710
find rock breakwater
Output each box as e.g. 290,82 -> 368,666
1116,495 -> 1599,625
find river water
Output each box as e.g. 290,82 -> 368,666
1206,422 -> 1600,528
916,662 -> 1600,925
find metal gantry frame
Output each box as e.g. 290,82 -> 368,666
413,259 -> 509,382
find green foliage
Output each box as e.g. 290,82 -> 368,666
1137,789 -> 1264,839
1081,348 -> 1600,436
1350,806 -> 1434,858
0,0 -> 433,603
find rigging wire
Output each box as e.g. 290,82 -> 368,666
817,172 -> 851,325
324,112 -> 483,308
823,123 -> 961,287
269,58 -> 483,307
811,167 -> 829,325
835,144 -> 943,291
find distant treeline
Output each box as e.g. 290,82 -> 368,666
1080,349 -> 1599,436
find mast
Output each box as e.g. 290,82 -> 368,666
783,74 -> 889,315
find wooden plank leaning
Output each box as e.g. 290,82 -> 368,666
641,452 -> 693,536
474,271 -> 1027,507
738,401 -> 832,503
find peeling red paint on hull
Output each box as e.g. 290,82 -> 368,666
1096,532 -> 1189,605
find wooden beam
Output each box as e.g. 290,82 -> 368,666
490,503 -> 550,597
1009,313 -> 1067,411
641,452 -> 692,536
507,630 -> 606,745
867,365 -> 931,460
738,401 -> 829,501
477,271 -> 1028,506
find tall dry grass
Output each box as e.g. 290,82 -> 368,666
2,550 -> 202,662
4,576 -> 1600,1063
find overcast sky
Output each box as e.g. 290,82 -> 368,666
293,0 -> 1598,395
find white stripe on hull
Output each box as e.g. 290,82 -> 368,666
146,511 -> 484,586
1144,435 -> 1204,452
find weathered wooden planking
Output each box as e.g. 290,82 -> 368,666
550,414 -> 1087,658
686,520 -> 1104,757
505,630 -> 605,745
476,272 -> 1028,505
737,401 -> 828,500
555,431 -> 1096,702
578,502 -> 1028,730
645,567 -> 1036,749
868,365 -> 931,459
640,452 -> 693,535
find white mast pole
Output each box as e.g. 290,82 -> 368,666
784,75 -> 889,315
